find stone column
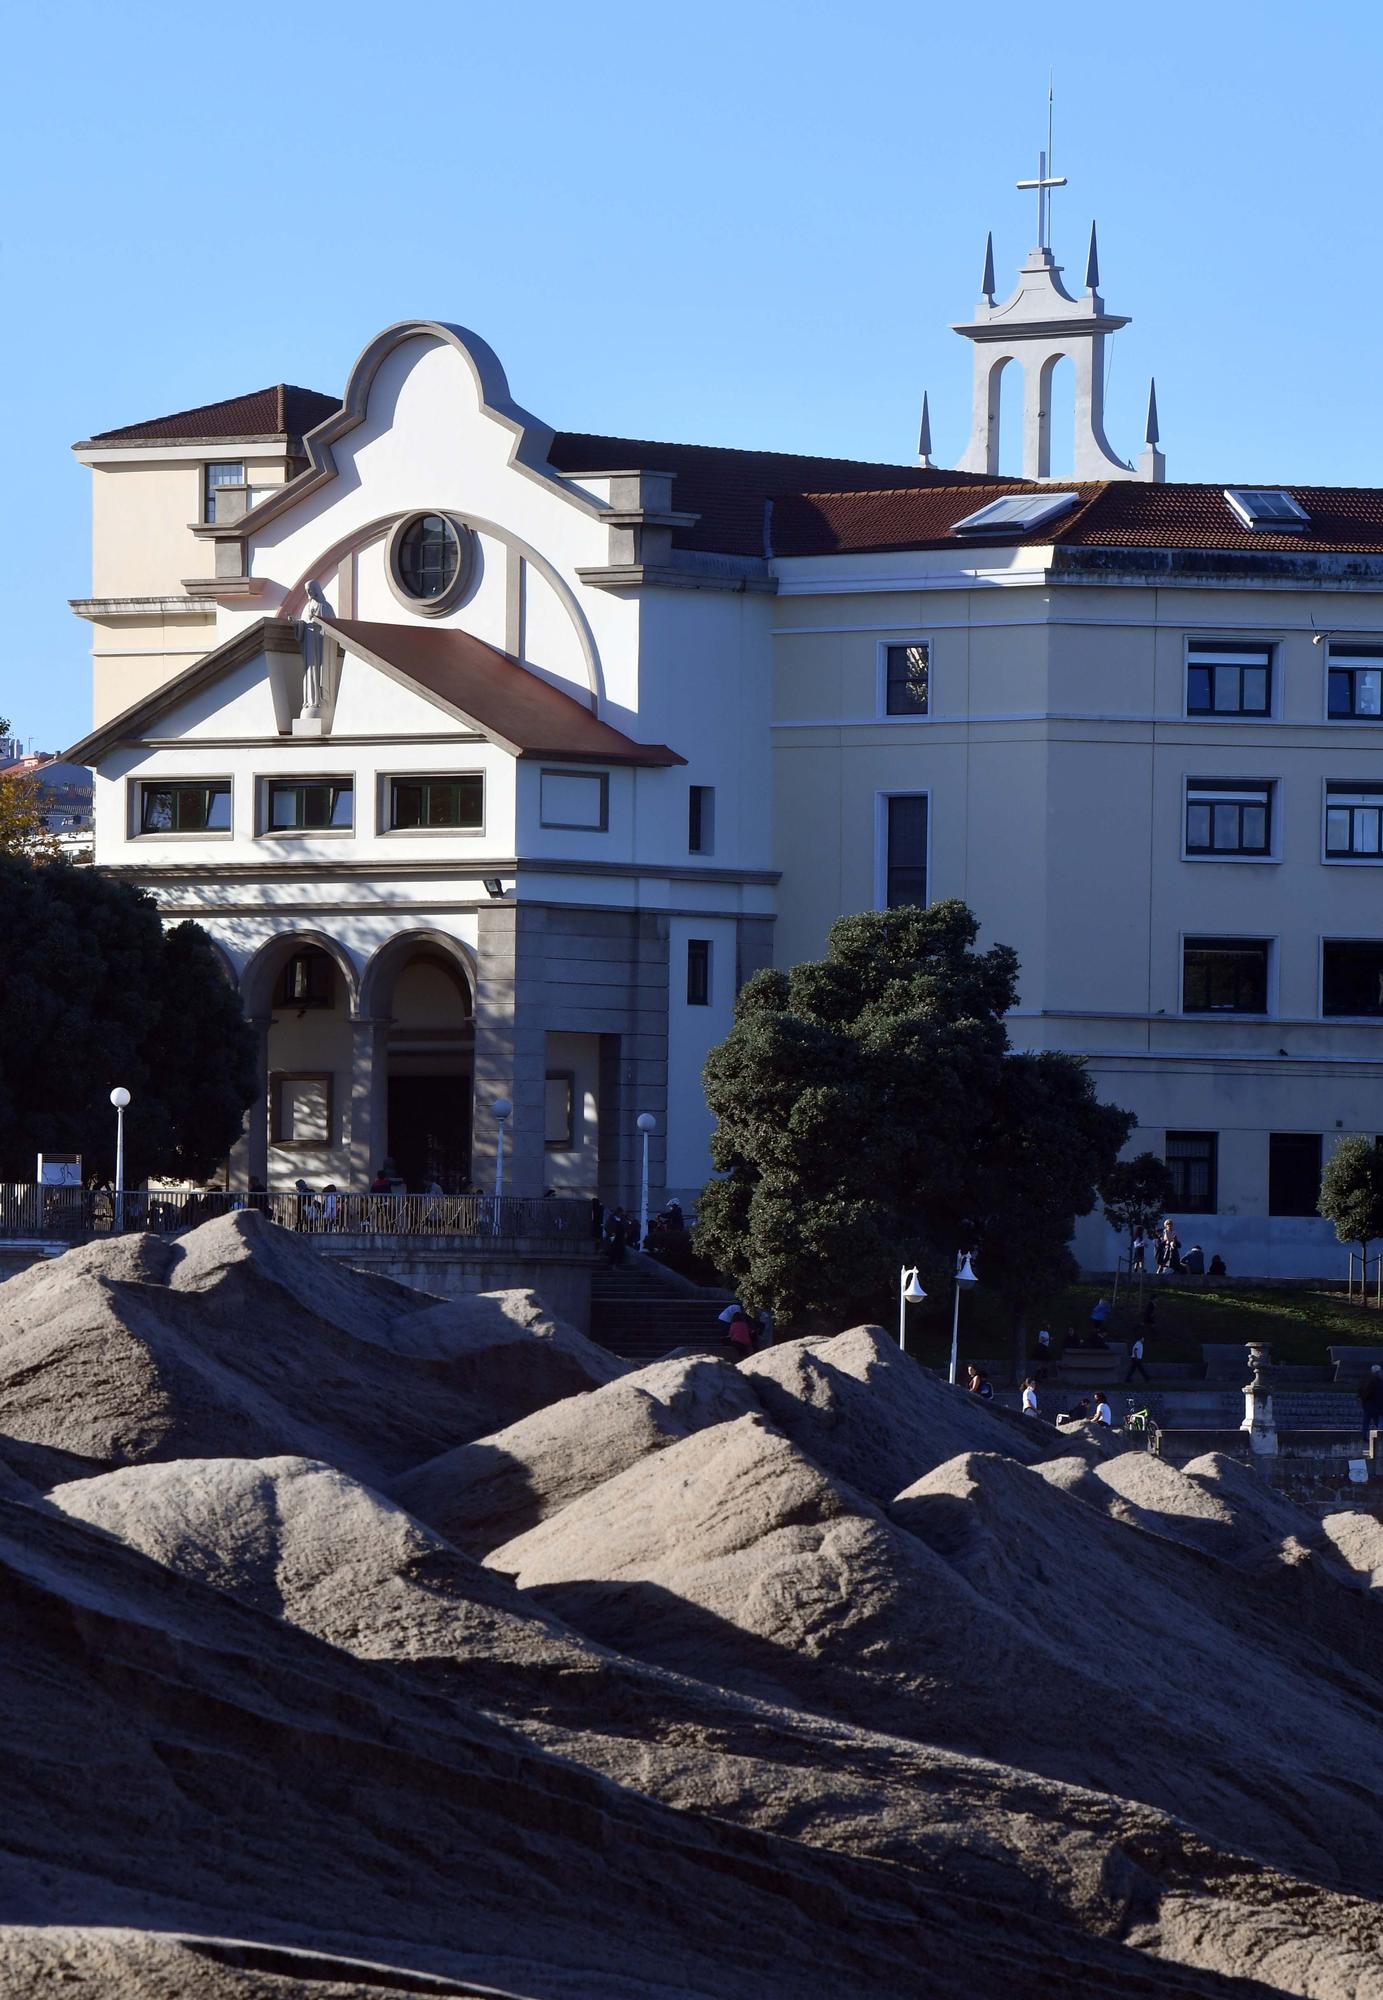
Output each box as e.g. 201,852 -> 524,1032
472,901 -> 547,1196
348,1017 -> 390,1191
1241,1341 -> 1278,1456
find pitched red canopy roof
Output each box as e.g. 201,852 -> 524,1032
325,620 -> 684,765
83,385 -> 340,447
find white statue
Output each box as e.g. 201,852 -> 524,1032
299,579 -> 332,716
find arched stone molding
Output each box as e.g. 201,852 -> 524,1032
1034,352 -> 1072,481
358,928 -> 477,1023
278,509 -> 606,710
240,930 -> 361,1017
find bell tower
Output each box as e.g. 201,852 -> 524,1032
949,118 -> 1164,483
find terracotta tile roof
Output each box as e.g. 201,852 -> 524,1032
546,431 -> 999,557
84,385 -> 339,447
325,619 -> 684,766
769,481 -> 1383,559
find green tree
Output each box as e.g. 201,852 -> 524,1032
694,900 -> 1132,1335
0,855 -> 256,1184
1318,1136 -> 1383,1276
0,719 -> 57,860
1101,1151 -> 1177,1261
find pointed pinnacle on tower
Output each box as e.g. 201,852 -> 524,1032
917,392 -> 934,468
1084,221 -> 1100,293
1145,377 -> 1160,447
980,231 -> 996,301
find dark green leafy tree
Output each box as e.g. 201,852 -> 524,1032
1318,1136 -> 1383,1275
1101,1151 -> 1177,1260
695,900 -> 1132,1337
0,855 -> 256,1184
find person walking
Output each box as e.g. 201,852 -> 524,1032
1130,1230 -> 1147,1274
1125,1333 -> 1150,1383
1359,1365 -> 1383,1443
1021,1376 -> 1039,1415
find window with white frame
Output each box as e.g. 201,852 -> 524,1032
882,642 -> 930,716
881,794 -> 928,908
1327,643 -> 1383,720
1325,783 -> 1383,858
1185,640 -> 1272,718
1184,779 -> 1272,857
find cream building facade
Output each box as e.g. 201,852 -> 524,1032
69,209 -> 1383,1275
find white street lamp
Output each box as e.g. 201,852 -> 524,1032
491,1097 -> 512,1202
636,1112 -> 657,1247
109,1087 -> 131,1232
898,1266 -> 927,1353
948,1251 -> 979,1385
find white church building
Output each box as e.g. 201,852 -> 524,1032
68,175 -> 1383,1275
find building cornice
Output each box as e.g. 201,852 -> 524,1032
97,855 -> 780,886
69,596 -> 217,622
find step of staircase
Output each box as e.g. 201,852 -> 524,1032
589,1269 -> 732,1362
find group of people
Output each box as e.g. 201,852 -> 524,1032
1130,1220 -> 1227,1281
719,1299 -> 772,1362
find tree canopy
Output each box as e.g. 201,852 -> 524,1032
1318,1136 -> 1383,1263
0,855 -> 257,1184
694,900 -> 1133,1330
0,718 -> 57,860
1101,1152 -> 1177,1246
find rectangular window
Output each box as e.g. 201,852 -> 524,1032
1182,937 -> 1271,1014
264,779 -> 353,831
544,1071 -> 575,1148
1185,641 -> 1272,718
271,1073 -> 333,1146
1325,783 -> 1383,857
884,794 -> 928,908
139,780 -> 231,833
203,460 -> 245,524
540,768 -> 608,830
389,774 -> 484,830
687,939 -> 711,1006
1322,939 -> 1383,1017
1327,643 -> 1383,720
1165,1132 -> 1218,1214
1184,779 -> 1272,856
688,784 -> 715,854
884,642 -> 930,716
1268,1133 -> 1322,1217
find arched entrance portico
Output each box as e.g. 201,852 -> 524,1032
360,932 -> 475,1190
235,932 -> 361,1189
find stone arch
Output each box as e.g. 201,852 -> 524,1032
358,928 -> 476,1021
1037,352 -> 1075,480
240,930 -> 360,1017
279,509 -> 605,709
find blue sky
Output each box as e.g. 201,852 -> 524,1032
4,0 -> 1381,751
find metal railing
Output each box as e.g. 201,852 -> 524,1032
0,1184 -> 592,1245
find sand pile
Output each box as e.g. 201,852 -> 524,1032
6,1215 -> 1383,1995
0,1211 -> 617,1484
393,1354 -> 760,1554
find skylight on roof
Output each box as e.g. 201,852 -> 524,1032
951,491 -> 1080,537
1224,488 -> 1310,533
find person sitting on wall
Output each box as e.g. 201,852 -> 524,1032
1183,1244 -> 1205,1277
1207,1252 -> 1227,1279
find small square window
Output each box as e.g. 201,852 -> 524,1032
1326,644 -> 1383,720
1185,642 -> 1272,718
687,939 -> 711,1006
1182,937 -> 1271,1014
1184,780 -> 1272,857
276,951 -> 334,1009
883,643 -> 930,716
271,1072 -> 333,1145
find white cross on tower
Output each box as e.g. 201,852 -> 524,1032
1016,148 -> 1066,251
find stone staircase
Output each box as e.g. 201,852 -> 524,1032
589,1263 -> 731,1363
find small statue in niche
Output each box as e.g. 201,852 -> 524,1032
298,579 -> 332,717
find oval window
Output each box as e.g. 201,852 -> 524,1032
396,514 -> 460,601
